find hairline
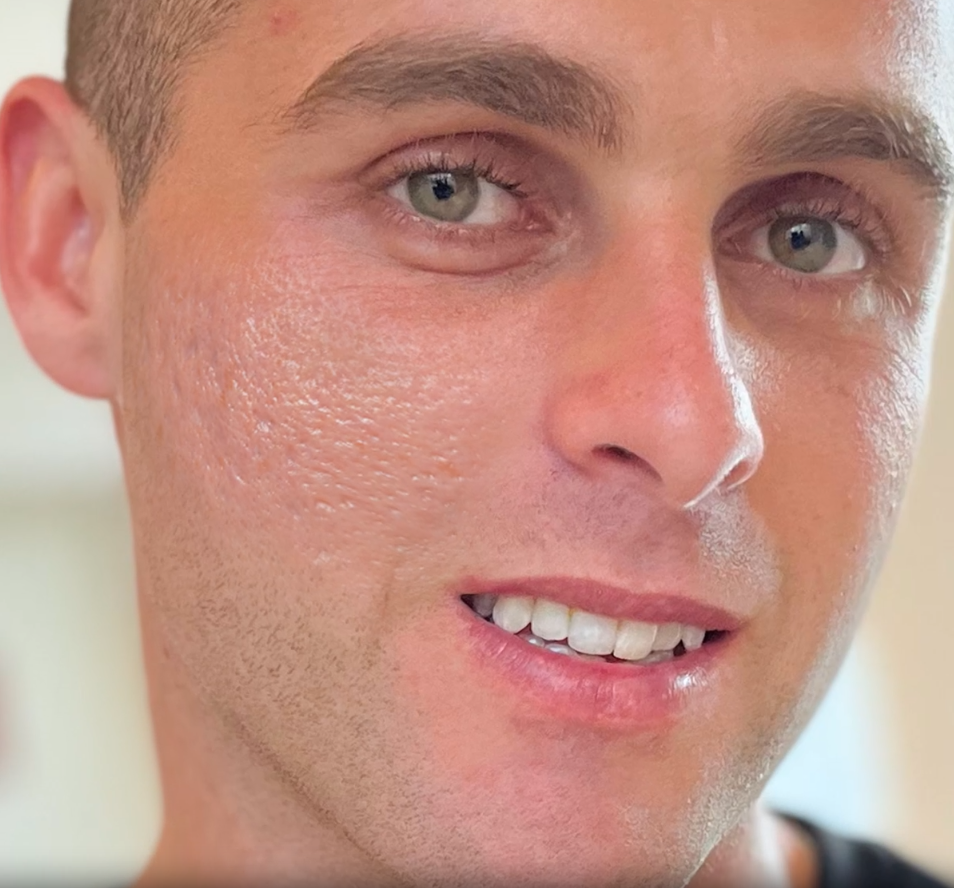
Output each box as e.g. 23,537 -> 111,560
65,0 -> 246,221
68,9 -> 954,219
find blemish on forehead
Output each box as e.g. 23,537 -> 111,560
268,4 -> 302,37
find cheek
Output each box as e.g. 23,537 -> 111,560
121,237 -> 523,589
748,329 -> 928,675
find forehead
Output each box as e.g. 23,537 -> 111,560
148,0 -> 954,221
209,0 -> 953,123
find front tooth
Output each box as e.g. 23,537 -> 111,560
652,623 -> 682,651
545,642 -> 578,657
640,650 -> 675,665
472,594 -> 497,618
531,599 -> 570,641
567,610 -> 618,656
681,625 -> 706,651
613,620 -> 658,661
493,596 -> 534,633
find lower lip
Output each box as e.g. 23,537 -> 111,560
456,600 -> 733,731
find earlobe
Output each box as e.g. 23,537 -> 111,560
0,76 -> 120,400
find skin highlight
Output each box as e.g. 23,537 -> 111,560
1,1 -> 952,887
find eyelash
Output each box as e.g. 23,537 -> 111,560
372,145 -> 553,249
375,149 -> 899,294
763,196 -> 891,262
733,192 -> 906,318
385,153 -> 531,200
735,188 -> 903,315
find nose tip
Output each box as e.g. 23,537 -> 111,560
678,421 -> 764,510
545,290 -> 765,510
678,367 -> 765,508
582,370 -> 764,510
543,215 -> 770,510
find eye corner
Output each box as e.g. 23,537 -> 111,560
717,200 -> 876,278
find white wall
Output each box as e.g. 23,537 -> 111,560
0,2 -> 948,883
0,4 -> 162,882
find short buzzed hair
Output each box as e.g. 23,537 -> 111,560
65,0 -> 241,218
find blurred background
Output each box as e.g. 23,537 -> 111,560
0,2 -> 952,884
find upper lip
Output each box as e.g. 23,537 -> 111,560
457,575 -> 744,632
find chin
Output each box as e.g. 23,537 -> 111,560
363,763 -> 744,888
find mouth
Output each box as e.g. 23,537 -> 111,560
454,578 -> 742,729
461,593 -> 729,667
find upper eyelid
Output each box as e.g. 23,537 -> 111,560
384,155 -> 529,197
364,138 -> 901,266
362,132 -> 543,188
714,198 -> 894,269
367,141 -> 570,238
713,174 -> 895,247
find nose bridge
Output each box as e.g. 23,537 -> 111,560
547,226 -> 764,510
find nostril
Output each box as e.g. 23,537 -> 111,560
596,445 -> 662,481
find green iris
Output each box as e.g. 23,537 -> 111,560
407,171 -> 481,223
768,216 -> 839,274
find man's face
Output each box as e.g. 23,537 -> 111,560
118,0 -> 951,885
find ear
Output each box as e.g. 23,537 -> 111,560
0,76 -> 122,400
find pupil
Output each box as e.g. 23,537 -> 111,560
789,224 -> 814,251
431,175 -> 457,201
406,169 -> 480,222
767,215 -> 838,274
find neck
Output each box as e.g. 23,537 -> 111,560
688,805 -> 818,888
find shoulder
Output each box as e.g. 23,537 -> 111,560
786,816 -> 953,888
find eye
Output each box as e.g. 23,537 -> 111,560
754,215 -> 867,275
388,169 -> 521,225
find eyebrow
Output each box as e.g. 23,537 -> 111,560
281,33 -> 635,154
281,34 -> 954,204
740,93 -> 954,203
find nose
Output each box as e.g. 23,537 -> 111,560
544,232 -> 764,511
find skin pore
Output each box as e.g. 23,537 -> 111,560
1,1 -> 953,886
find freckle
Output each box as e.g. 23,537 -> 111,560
269,6 -> 301,37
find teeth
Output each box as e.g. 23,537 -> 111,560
531,599 -> 571,641
545,642 -> 577,656
472,594 -> 497,618
681,625 -> 706,652
476,595 -> 711,663
567,610 -> 618,656
652,623 -> 683,652
640,650 -> 676,665
613,620 -> 657,661
492,596 -> 533,633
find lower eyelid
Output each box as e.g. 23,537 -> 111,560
712,176 -> 897,265
377,199 -> 533,245
366,199 -> 565,276
380,187 -> 552,236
